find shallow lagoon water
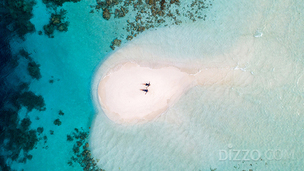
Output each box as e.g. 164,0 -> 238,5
7,0 -> 304,170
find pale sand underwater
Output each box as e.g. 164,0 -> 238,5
90,0 -> 304,170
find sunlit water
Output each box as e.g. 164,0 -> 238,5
10,0 -> 304,170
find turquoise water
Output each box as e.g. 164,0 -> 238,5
8,0 -> 304,170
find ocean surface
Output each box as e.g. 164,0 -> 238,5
1,0 -> 304,170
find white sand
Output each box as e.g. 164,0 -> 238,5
97,60 -> 254,124
98,62 -> 195,123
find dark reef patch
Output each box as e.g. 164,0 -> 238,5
17,91 -> 46,112
67,128 -> 104,171
67,135 -> 74,141
43,0 -> 81,6
110,38 -> 122,50
1,0 -> 37,39
0,69 -> 46,169
18,49 -> 42,80
0,64 -> 46,167
20,117 -> 32,130
92,0 -> 212,50
37,127 -> 44,135
53,118 -> 62,126
43,9 -> 69,38
19,49 -> 32,60
0,0 -> 46,167
59,110 -> 65,115
42,0 -> 82,38
3,117 -> 40,164
27,61 -> 42,80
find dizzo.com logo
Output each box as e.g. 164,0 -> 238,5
219,144 -> 295,161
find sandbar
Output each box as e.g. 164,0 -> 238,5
97,62 -> 195,124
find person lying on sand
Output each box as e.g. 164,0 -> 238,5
140,89 -> 148,95
143,82 -> 150,87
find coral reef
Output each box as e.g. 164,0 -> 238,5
27,61 -> 42,80
0,156 -> 11,171
42,0 -> 81,6
110,38 -> 121,50
96,0 -> 129,20
102,8 -> 111,20
67,135 -> 74,141
2,116 -> 39,164
37,127 -> 44,135
1,0 -> 37,38
42,0 -> 82,38
54,119 -> 62,126
0,50 -> 46,170
114,7 -> 127,18
19,49 -> 42,80
92,0 -> 212,50
43,9 -> 69,38
17,91 -> 46,112
43,23 -> 55,37
67,128 -> 104,171
0,78 -> 46,169
59,110 -> 64,115
0,1 -> 46,169
19,49 -> 32,60
21,117 -> 32,130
